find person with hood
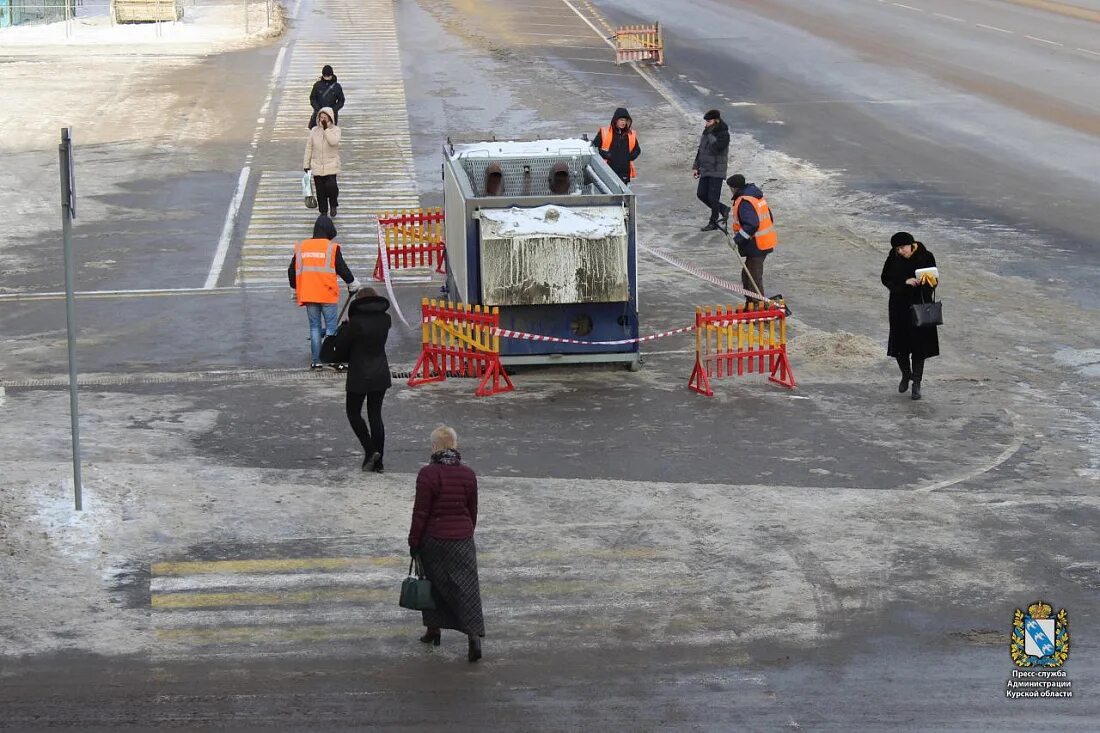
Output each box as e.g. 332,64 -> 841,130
309,65 -> 345,129
881,231 -> 940,400
726,174 -> 777,304
325,287 -> 392,472
593,107 -> 641,185
288,214 -> 360,370
304,107 -> 341,217
693,109 -> 731,231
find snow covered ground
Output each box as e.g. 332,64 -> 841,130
0,1 -> 282,52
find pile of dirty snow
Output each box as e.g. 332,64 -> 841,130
479,205 -> 626,239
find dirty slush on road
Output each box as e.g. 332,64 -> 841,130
2,0 -> 1100,729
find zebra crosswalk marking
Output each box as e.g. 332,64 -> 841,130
235,0 -> 420,286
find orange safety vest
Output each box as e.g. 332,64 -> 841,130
294,238 -> 340,305
732,195 -> 777,251
598,126 -> 638,180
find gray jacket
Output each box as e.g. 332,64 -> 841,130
692,120 -> 730,178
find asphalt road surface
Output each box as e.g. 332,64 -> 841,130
1,0 -> 1098,730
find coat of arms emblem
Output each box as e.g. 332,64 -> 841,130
1011,600 -> 1069,668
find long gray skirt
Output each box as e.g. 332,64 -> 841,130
420,536 -> 485,637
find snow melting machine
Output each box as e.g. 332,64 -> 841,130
442,138 -> 639,368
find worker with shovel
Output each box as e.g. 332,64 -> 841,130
725,174 -> 777,306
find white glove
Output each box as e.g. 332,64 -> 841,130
348,278 -> 362,293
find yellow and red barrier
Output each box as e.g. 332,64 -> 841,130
688,302 -> 796,396
373,208 -> 446,282
614,23 -> 664,65
408,299 -> 515,397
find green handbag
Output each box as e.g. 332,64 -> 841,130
399,557 -> 435,611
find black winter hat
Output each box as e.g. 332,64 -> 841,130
890,231 -> 915,249
703,109 -> 721,121
726,174 -> 746,190
322,65 -> 334,77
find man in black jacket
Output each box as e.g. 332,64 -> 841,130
593,107 -> 641,185
309,65 -> 345,129
692,109 -> 730,231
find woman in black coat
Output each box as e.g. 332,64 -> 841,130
327,288 -> 392,471
881,231 -> 940,400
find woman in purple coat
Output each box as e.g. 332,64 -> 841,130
408,425 -> 484,662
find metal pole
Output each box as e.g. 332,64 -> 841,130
59,128 -> 83,511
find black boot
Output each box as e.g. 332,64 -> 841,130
467,635 -> 482,662
361,451 -> 381,472
896,355 -> 912,393
420,628 -> 441,646
910,358 -> 925,400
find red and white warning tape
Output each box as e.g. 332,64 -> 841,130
491,324 -> 695,346
639,242 -> 779,306
420,316 -> 784,347
376,224 -> 412,329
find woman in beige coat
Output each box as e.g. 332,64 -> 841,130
304,107 -> 342,217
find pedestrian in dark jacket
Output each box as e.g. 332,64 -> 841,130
727,174 -> 778,304
881,231 -> 940,400
593,107 -> 641,185
309,65 -> 345,129
693,109 -> 730,231
325,288 -> 392,471
409,425 -> 484,662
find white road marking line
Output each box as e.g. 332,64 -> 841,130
204,165 -> 250,289
1077,47 -> 1100,57
557,0 -> 695,119
933,12 -> 964,22
976,23 -> 1013,34
206,40 -> 291,289
0,284 -> 286,302
1025,35 -> 1063,47
568,69 -> 633,76
892,3 -> 924,11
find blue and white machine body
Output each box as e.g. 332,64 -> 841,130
442,137 -> 640,368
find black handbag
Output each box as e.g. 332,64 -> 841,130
399,557 -> 435,611
319,296 -> 353,363
910,288 -> 943,327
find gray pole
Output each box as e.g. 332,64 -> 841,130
59,128 -> 83,512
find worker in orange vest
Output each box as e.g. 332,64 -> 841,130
593,107 -> 640,185
288,214 -> 361,370
726,174 -> 777,305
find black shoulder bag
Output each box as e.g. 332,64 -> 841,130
910,286 -> 943,327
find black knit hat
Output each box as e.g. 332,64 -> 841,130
726,174 -> 746,190
703,109 -> 721,121
890,231 -> 915,249
322,65 -> 334,77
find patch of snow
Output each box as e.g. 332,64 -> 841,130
29,478 -> 113,563
453,138 -> 591,158
479,205 -> 626,239
0,3 -> 277,50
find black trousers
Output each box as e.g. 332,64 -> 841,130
696,176 -> 729,224
346,390 -> 386,456
895,355 -> 926,381
742,254 -> 767,303
314,174 -> 339,215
